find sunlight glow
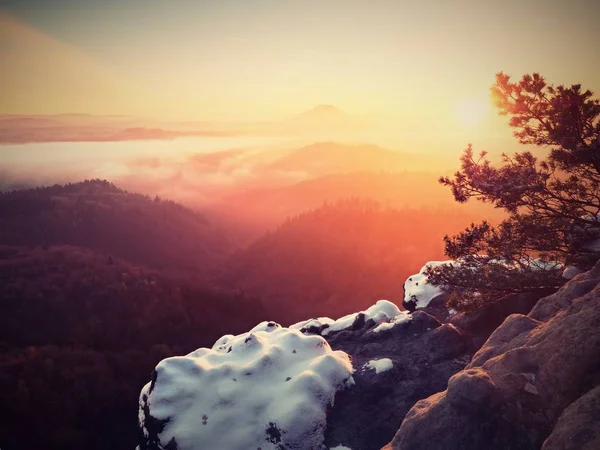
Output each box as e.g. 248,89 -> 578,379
455,97 -> 491,128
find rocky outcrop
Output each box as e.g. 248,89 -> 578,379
324,311 -> 470,450
137,303 -> 473,450
403,261 -> 559,350
542,385 -> 600,450
136,260 -> 592,450
448,289 -> 556,351
388,259 -> 600,450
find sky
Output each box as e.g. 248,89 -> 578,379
1,0 -> 599,125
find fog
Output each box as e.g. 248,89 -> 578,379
1,136 -> 296,196
1,129 -> 462,198
0,125 -> 505,246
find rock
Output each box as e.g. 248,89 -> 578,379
446,368 -> 500,411
407,278 -> 554,352
388,389 -> 533,450
562,265 -> 585,280
524,383 -> 539,395
529,261 -> 600,321
403,261 -> 556,342
387,259 -> 600,450
469,314 -> 542,367
323,311 -> 471,450
414,292 -> 452,323
137,305 -> 473,450
448,289 -> 555,350
542,385 -> 600,450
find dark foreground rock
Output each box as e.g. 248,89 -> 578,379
134,276 -> 560,449
323,311 -> 471,450
448,288 -> 556,351
542,385 -> 600,450
387,260 -> 600,450
137,306 -> 473,450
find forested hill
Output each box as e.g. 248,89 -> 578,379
0,180 -> 234,275
0,244 -> 266,450
216,198 -> 487,324
210,170 -> 505,242
0,180 -> 254,449
0,245 -> 265,350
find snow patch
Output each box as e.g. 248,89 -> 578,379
523,257 -> 563,271
290,300 -> 404,336
321,300 -> 402,335
289,317 -> 335,331
403,261 -> 453,309
330,446 -> 353,450
373,311 -> 412,332
139,321 -> 354,450
363,358 -> 393,374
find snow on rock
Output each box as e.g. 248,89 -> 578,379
404,258 -> 566,311
290,300 -> 405,336
523,257 -> 563,272
321,300 -> 402,336
373,311 -> 412,332
329,445 -> 353,450
138,321 -> 355,450
403,261 -> 453,310
362,358 -> 393,374
289,317 -> 335,332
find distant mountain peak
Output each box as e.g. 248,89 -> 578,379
300,104 -> 346,117
311,104 -> 341,113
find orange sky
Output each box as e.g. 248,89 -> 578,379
0,0 -> 598,142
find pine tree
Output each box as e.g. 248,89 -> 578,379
426,72 -> 600,312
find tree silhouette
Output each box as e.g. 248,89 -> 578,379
427,72 -> 600,312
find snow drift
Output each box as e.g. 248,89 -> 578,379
138,321 -> 355,450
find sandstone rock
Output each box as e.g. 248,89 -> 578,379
542,385 -> 600,450
388,259 -> 600,450
446,368 -> 500,411
389,389 -> 532,450
529,262 -> 600,321
469,314 -> 541,368
449,289 -> 554,350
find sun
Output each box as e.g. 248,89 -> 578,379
455,97 -> 491,127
